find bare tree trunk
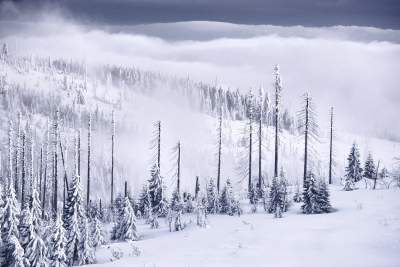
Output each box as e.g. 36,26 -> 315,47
111,111 -> 115,207
248,110 -> 253,193
59,139 -> 69,209
21,134 -> 26,206
8,119 -> 13,189
124,181 -> 128,198
87,114 -> 92,206
373,161 -> 380,190
177,142 -> 181,194
217,110 -> 222,193
53,111 -> 59,219
157,121 -> 161,171
14,113 -> 21,200
42,119 -> 50,219
39,145 -> 43,204
195,176 -> 199,199
258,109 -> 262,191
329,107 -> 333,184
303,96 -> 309,185
273,66 -> 280,179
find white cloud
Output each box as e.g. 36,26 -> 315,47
1,18 -> 400,138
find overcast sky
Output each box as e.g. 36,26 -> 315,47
2,0 -> 400,29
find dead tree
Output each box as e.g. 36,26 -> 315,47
87,113 -> 92,206
53,110 -> 59,218
298,93 -> 318,186
111,111 -> 115,206
217,107 -> 222,193
273,65 -> 282,178
328,107 -> 334,184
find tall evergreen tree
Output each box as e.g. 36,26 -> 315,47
48,215 -> 67,267
344,143 -> 363,191
206,178 -> 218,214
90,215 -> 105,249
78,218 -> 95,265
137,185 -> 151,219
64,172 -> 85,266
1,183 -> 20,242
5,235 -> 27,267
24,231 -> 48,267
31,184 -> 42,234
169,188 -> 183,231
19,206 -> 33,249
363,152 -> 376,180
219,179 -> 238,216
112,197 -> 138,241
148,164 -> 168,218
268,169 -> 289,217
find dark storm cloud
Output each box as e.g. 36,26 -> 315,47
1,0 -> 400,29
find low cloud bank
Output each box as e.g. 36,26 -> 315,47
0,12 -> 399,139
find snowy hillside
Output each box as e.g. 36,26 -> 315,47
0,52 -> 398,201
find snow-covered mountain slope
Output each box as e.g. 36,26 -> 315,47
92,187 -> 400,267
0,54 -> 399,203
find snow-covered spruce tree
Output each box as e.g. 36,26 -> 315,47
1,184 -> 21,266
19,206 -> 34,249
196,195 -> 207,228
268,170 -> 289,217
114,196 -> 138,241
5,235 -> 27,267
343,143 -> 363,191
183,193 -> 194,213
148,164 -> 168,218
168,188 -> 183,231
363,152 -> 376,181
65,211 -> 80,266
248,182 -> 258,213
301,172 -> 319,214
64,172 -> 85,266
317,179 -> 331,213
48,215 -> 67,267
24,231 -> 48,267
78,218 -> 95,265
206,179 -> 218,214
137,184 -> 151,219
293,180 -> 302,203
90,215 -> 105,249
219,179 -> 238,216
31,184 -> 42,234
1,183 -> 20,243
301,172 -> 331,214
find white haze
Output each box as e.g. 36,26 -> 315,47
1,13 -> 399,139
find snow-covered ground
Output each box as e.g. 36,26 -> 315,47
92,187 -> 400,267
